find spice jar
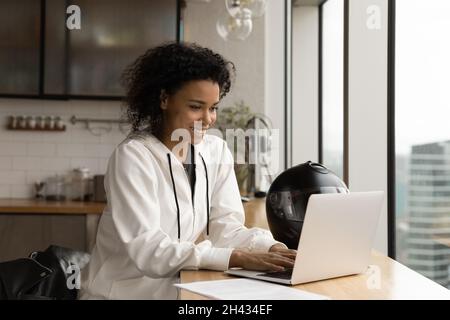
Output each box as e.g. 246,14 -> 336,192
55,116 -> 65,130
8,116 -> 17,129
18,116 -> 27,129
27,116 -> 36,129
37,116 -> 46,129
46,116 -> 55,129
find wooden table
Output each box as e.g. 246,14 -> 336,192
180,198 -> 450,300
180,251 -> 450,300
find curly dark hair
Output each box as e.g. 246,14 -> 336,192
122,42 -> 236,134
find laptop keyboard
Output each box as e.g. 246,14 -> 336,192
257,268 -> 293,280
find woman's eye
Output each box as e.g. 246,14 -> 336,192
190,105 -> 202,110
210,106 -> 219,112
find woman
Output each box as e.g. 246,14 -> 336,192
79,42 -> 295,300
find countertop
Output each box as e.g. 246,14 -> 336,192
0,197 -> 265,216
0,199 -> 105,215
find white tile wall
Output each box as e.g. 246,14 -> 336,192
12,157 -> 42,171
0,98 -> 127,199
0,157 -> 12,170
27,143 -> 57,157
0,185 -> 11,198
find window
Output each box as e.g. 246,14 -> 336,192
320,0 -> 344,179
395,0 -> 450,289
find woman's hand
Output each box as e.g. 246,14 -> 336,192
269,243 -> 297,260
228,249 -> 295,272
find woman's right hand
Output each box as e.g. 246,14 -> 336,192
228,249 -> 295,272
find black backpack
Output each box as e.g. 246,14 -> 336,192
0,245 -> 90,300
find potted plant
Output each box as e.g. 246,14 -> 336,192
215,101 -> 255,195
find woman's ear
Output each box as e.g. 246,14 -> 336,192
160,90 -> 168,110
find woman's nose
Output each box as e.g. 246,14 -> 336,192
202,110 -> 212,126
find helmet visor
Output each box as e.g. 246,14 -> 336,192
267,187 -> 348,222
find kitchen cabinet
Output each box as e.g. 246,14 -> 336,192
43,0 -> 68,95
67,0 -> 178,97
0,0 -> 41,95
0,199 -> 104,262
0,0 -> 180,98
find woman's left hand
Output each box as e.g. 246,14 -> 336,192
269,243 -> 297,260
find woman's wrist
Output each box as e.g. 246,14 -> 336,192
228,249 -> 243,268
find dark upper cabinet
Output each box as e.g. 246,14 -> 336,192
67,0 -> 178,97
1,0 -> 179,98
44,0 -> 67,96
0,0 -> 41,95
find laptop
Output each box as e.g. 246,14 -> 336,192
226,191 -> 384,285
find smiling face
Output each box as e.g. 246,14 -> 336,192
159,80 -> 220,148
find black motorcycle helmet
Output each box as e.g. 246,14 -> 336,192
266,161 -> 348,249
